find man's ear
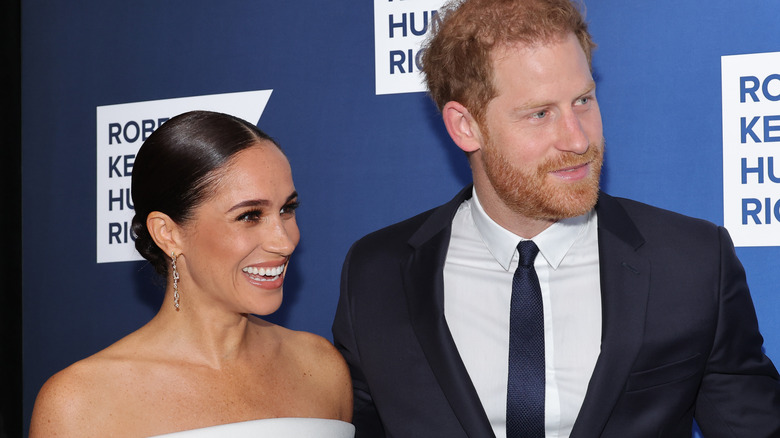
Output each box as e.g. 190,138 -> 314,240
442,101 -> 484,153
146,211 -> 183,257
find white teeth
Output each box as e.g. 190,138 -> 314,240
242,264 -> 284,277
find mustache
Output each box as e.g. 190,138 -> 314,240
536,139 -> 605,176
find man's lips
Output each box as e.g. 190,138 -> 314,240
550,161 -> 591,180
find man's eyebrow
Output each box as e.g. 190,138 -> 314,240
578,80 -> 597,96
513,80 -> 597,112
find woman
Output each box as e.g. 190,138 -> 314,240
30,111 -> 353,437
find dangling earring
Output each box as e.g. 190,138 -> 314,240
171,252 -> 180,311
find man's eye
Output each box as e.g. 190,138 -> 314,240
575,96 -> 591,106
531,110 -> 547,119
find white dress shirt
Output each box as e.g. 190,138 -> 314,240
443,189 -> 602,438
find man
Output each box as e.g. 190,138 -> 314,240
332,0 -> 780,436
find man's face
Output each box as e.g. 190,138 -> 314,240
476,32 -> 604,222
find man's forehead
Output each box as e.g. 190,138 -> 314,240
490,32 -> 578,62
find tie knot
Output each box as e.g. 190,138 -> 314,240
517,240 -> 539,267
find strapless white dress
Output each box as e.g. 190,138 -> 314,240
149,418 -> 355,437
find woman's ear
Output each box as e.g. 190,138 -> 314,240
146,212 -> 183,257
442,101 -> 484,153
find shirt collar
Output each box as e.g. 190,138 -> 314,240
469,187 -> 594,271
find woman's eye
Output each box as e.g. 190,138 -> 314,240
280,201 -> 300,218
237,210 -> 263,222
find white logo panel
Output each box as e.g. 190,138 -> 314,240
374,0 -> 448,95
722,52 -> 780,246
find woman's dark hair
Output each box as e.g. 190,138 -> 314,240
131,110 -> 280,276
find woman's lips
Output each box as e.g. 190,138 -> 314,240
242,262 -> 287,289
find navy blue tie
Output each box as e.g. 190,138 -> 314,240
507,240 -> 545,438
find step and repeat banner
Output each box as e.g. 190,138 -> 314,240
22,0 -> 780,434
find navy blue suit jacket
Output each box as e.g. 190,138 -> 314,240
333,187 -> 780,437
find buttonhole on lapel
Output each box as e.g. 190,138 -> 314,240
621,262 -> 640,275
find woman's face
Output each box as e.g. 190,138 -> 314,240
176,142 -> 300,316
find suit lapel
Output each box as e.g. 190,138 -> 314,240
403,187 -> 495,437
570,193 -> 650,438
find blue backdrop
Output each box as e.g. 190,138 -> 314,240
22,1 -> 780,435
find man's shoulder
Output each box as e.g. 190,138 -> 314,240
350,187 -> 470,252
349,204 -> 441,256
605,194 -> 715,225
599,192 -> 722,242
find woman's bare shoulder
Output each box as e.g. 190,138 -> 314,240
293,330 -> 348,370
256,319 -> 346,371
271,325 -> 353,421
30,352 -> 121,436
29,336 -> 155,437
